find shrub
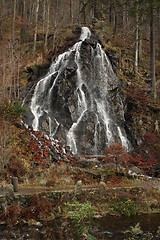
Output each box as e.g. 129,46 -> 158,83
0,100 -> 27,121
104,143 -> 133,175
157,226 -> 160,237
112,198 -> 138,216
123,223 -> 143,240
65,201 -> 95,237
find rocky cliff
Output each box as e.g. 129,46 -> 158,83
24,27 -> 131,155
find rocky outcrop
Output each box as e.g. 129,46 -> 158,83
25,27 -> 131,155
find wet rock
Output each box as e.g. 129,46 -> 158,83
84,37 -> 97,49
64,60 -> 78,77
25,27 -> 130,155
106,50 -> 120,74
78,157 -> 101,168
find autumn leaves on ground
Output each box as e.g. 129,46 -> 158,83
0,100 -> 159,188
0,0 -> 160,233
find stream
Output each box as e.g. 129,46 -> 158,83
94,213 -> 160,239
0,213 -> 159,239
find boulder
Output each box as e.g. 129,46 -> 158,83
98,181 -> 107,193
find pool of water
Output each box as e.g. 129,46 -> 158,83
94,213 -> 160,239
0,213 -> 159,239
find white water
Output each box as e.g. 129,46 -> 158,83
30,47 -> 72,131
29,27 -> 130,154
79,26 -> 91,41
117,126 -> 130,151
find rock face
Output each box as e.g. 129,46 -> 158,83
25,27 -> 131,155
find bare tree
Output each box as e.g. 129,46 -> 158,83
32,0 -> 40,56
42,0 -> 46,34
2,51 -> 6,99
79,0 -> 88,24
158,7 -> 160,60
52,0 -> 58,50
150,1 -> 157,100
70,0 -> 74,23
133,0 -> 139,75
12,0 -> 17,44
44,0 -> 50,54
0,0 -> 4,40
20,0 -> 28,43
138,16 -> 143,63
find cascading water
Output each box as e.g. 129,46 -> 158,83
27,27 -> 131,155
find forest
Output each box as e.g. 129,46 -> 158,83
0,0 -> 160,185
0,0 -> 160,100
0,0 -> 159,174
0,0 -> 160,239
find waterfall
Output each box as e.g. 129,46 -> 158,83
28,27 -> 131,155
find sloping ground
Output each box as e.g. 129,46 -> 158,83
0,23 -> 159,195
0,176 -> 160,228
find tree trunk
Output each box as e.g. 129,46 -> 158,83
70,0 -> 73,23
2,51 -> 6,99
93,0 -> 97,18
122,2 -> 126,29
20,0 -> 28,43
29,1 -> 35,22
0,16 -> 2,40
0,0 -> 5,40
109,1 -> 112,25
133,0 -> 139,76
12,0 -> 17,44
79,0 -> 87,24
83,1 -> 87,24
44,0 -> 50,54
17,59 -> 20,99
52,0 -> 58,50
138,16 -> 143,63
113,0 -> 118,39
11,44 -> 16,99
0,0 -> 3,40
150,1 -> 157,100
158,8 -> 160,61
32,0 -> 40,56
42,0 -> 46,34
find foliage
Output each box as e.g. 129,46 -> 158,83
157,226 -> 160,237
122,223 -> 160,240
7,157 -> 27,178
0,100 -> 27,121
65,201 -> 95,237
132,133 -> 160,176
123,223 -> 143,240
112,198 -> 138,217
104,143 -> 133,175
0,195 -> 53,226
104,134 -> 160,177
0,116 -> 48,179
87,234 -> 97,240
